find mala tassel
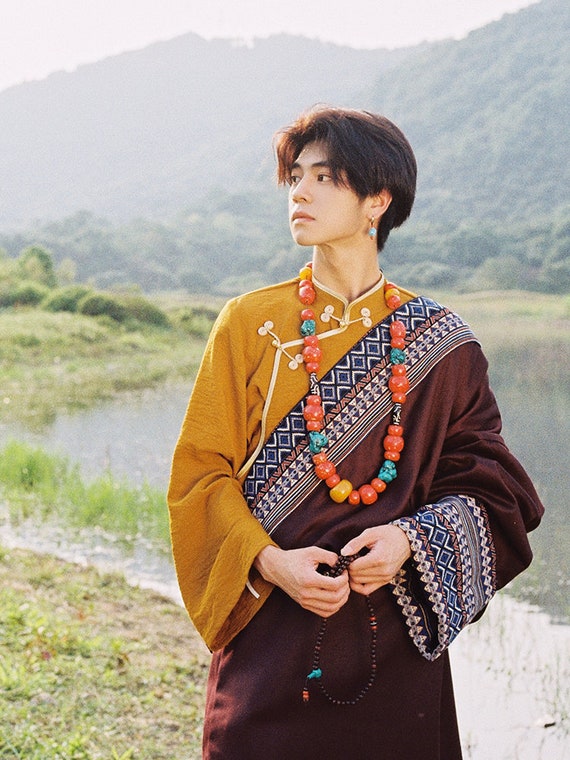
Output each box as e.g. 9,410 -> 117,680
303,668 -> 323,704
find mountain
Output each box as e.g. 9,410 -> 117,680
0,0 -> 567,231
0,36 -> 414,227
369,0 -> 570,223
0,0 -> 568,295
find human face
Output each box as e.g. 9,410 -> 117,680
288,142 -> 370,250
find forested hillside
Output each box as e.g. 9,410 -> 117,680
0,0 -> 568,295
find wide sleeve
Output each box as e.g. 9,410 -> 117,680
389,341 -> 544,660
167,300 -> 277,651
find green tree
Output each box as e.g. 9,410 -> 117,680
19,245 -> 57,288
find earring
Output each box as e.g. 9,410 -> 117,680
368,217 -> 377,239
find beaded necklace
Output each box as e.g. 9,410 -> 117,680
298,263 -> 408,705
298,262 -> 409,507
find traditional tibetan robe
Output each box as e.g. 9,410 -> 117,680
168,276 -> 543,760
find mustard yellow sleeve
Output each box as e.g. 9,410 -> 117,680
167,300 -> 277,650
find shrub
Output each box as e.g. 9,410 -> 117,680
119,295 -> 170,328
78,292 -> 128,322
43,285 -> 93,313
171,305 -> 218,338
0,282 -> 49,308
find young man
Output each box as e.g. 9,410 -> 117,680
168,106 -> 543,759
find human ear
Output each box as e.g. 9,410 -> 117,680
369,189 -> 392,219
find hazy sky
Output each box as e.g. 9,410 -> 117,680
1,0 -> 539,92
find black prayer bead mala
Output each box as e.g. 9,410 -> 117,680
302,552 -> 378,706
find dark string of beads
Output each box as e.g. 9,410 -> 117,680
302,552 -> 378,706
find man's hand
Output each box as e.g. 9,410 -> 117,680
340,525 -> 411,596
254,545 -> 350,617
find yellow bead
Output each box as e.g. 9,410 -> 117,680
384,287 -> 400,300
299,266 -> 313,280
329,479 -> 353,503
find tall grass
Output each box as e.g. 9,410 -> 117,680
0,441 -> 169,546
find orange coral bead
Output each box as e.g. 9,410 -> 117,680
384,451 -> 401,462
370,477 -> 387,493
384,434 -> 405,453
302,346 -> 322,363
306,420 -> 323,431
392,392 -> 407,404
306,394 -> 321,406
386,295 -> 401,310
304,335 -> 319,347
305,362 -> 320,374
389,320 -> 406,338
303,404 -> 324,421
301,309 -> 315,320
388,424 -> 404,437
390,337 -> 406,349
391,364 -> 407,376
312,452 -> 328,465
315,461 -> 336,480
389,375 -> 410,394
359,484 -> 378,505
325,473 -> 341,488
299,284 -> 316,305
348,490 -> 361,506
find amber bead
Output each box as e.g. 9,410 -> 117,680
384,287 -> 400,302
299,266 -> 313,280
330,479 -> 354,503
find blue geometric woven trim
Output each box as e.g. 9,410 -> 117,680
243,296 -> 478,535
391,495 -> 497,661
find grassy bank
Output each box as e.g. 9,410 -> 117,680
0,305 -> 212,428
0,441 -> 169,549
0,546 -> 209,759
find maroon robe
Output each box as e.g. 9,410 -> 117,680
202,297 -> 543,759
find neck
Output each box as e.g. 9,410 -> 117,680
311,244 -> 382,302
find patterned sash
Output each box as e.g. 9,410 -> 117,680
244,296 -> 477,536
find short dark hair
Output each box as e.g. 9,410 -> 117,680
274,106 -> 417,250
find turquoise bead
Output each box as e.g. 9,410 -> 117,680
390,348 -> 406,364
309,431 -> 328,453
378,460 -> 397,483
300,319 -> 316,336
